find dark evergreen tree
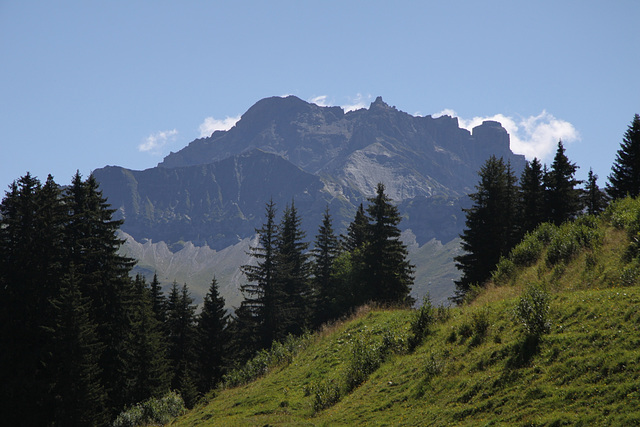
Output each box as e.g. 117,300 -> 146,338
329,250 -> 360,314
150,272 -> 168,325
504,161 -> 522,248
49,268 -> 108,426
166,282 -> 197,406
583,169 -> 609,215
238,200 -> 281,353
339,203 -> 372,310
342,203 -> 369,252
520,158 -> 546,235
544,141 -> 582,225
454,156 -> 519,302
312,206 -> 342,325
126,275 -> 171,404
64,172 -> 137,415
274,200 -> 311,335
608,114 -> 640,199
195,276 -> 229,393
0,174 -> 65,425
226,303 -> 261,363
361,183 -> 414,305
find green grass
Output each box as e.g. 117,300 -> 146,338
173,198 -> 640,426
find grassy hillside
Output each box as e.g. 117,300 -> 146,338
173,198 -> 640,426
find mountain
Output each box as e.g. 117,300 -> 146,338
160,96 -> 523,201
93,95 -> 526,307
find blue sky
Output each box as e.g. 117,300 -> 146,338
2,1 -> 639,191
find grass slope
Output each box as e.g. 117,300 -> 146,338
175,198 -> 640,426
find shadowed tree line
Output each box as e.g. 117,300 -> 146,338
0,173 -> 413,425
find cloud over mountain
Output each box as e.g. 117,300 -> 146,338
435,109 -> 579,162
138,129 -> 178,155
198,116 -> 241,138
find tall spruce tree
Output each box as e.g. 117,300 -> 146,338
608,114 -> 640,199
583,169 -> 608,215
544,141 -> 582,225
343,203 -> 369,252
49,268 -> 108,426
274,200 -> 311,335
520,158 -> 546,235
239,200 -> 281,353
166,282 -> 198,406
195,276 -> 229,393
454,156 -> 519,302
64,172 -> 137,415
312,205 -> 341,325
149,272 -> 168,325
126,275 -> 171,404
337,204 -> 372,310
361,183 -> 414,305
0,174 -> 65,424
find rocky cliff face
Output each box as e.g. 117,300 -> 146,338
94,149 -> 345,251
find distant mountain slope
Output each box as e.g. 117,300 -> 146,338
94,149 -> 345,250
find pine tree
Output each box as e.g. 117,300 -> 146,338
544,141 -> 582,225
126,275 -> 171,404
195,276 -> 229,393
239,200 -> 281,352
150,272 -> 168,324
608,114 -> 640,199
520,158 -> 546,235
454,156 -> 519,302
166,282 -> 197,405
583,169 -> 608,215
312,206 -> 342,325
49,268 -> 108,426
64,172 -> 137,415
339,203 -> 372,310
274,200 -> 311,335
361,183 -> 414,305
0,174 -> 65,424
342,203 -> 369,252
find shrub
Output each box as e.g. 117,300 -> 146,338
605,196 -> 640,229
532,222 -> 558,244
510,237 -> 544,267
492,257 -> 516,286
344,335 -> 384,392
619,263 -> 640,286
514,285 -> 551,338
471,308 -> 490,338
546,220 -> 602,266
310,380 -> 342,413
112,391 -> 185,427
407,295 -> 435,351
223,332 -> 313,388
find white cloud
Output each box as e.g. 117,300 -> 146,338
310,95 -> 330,106
198,116 -> 241,138
433,109 -> 580,162
308,93 -> 372,112
138,129 -> 178,154
342,93 -> 371,112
